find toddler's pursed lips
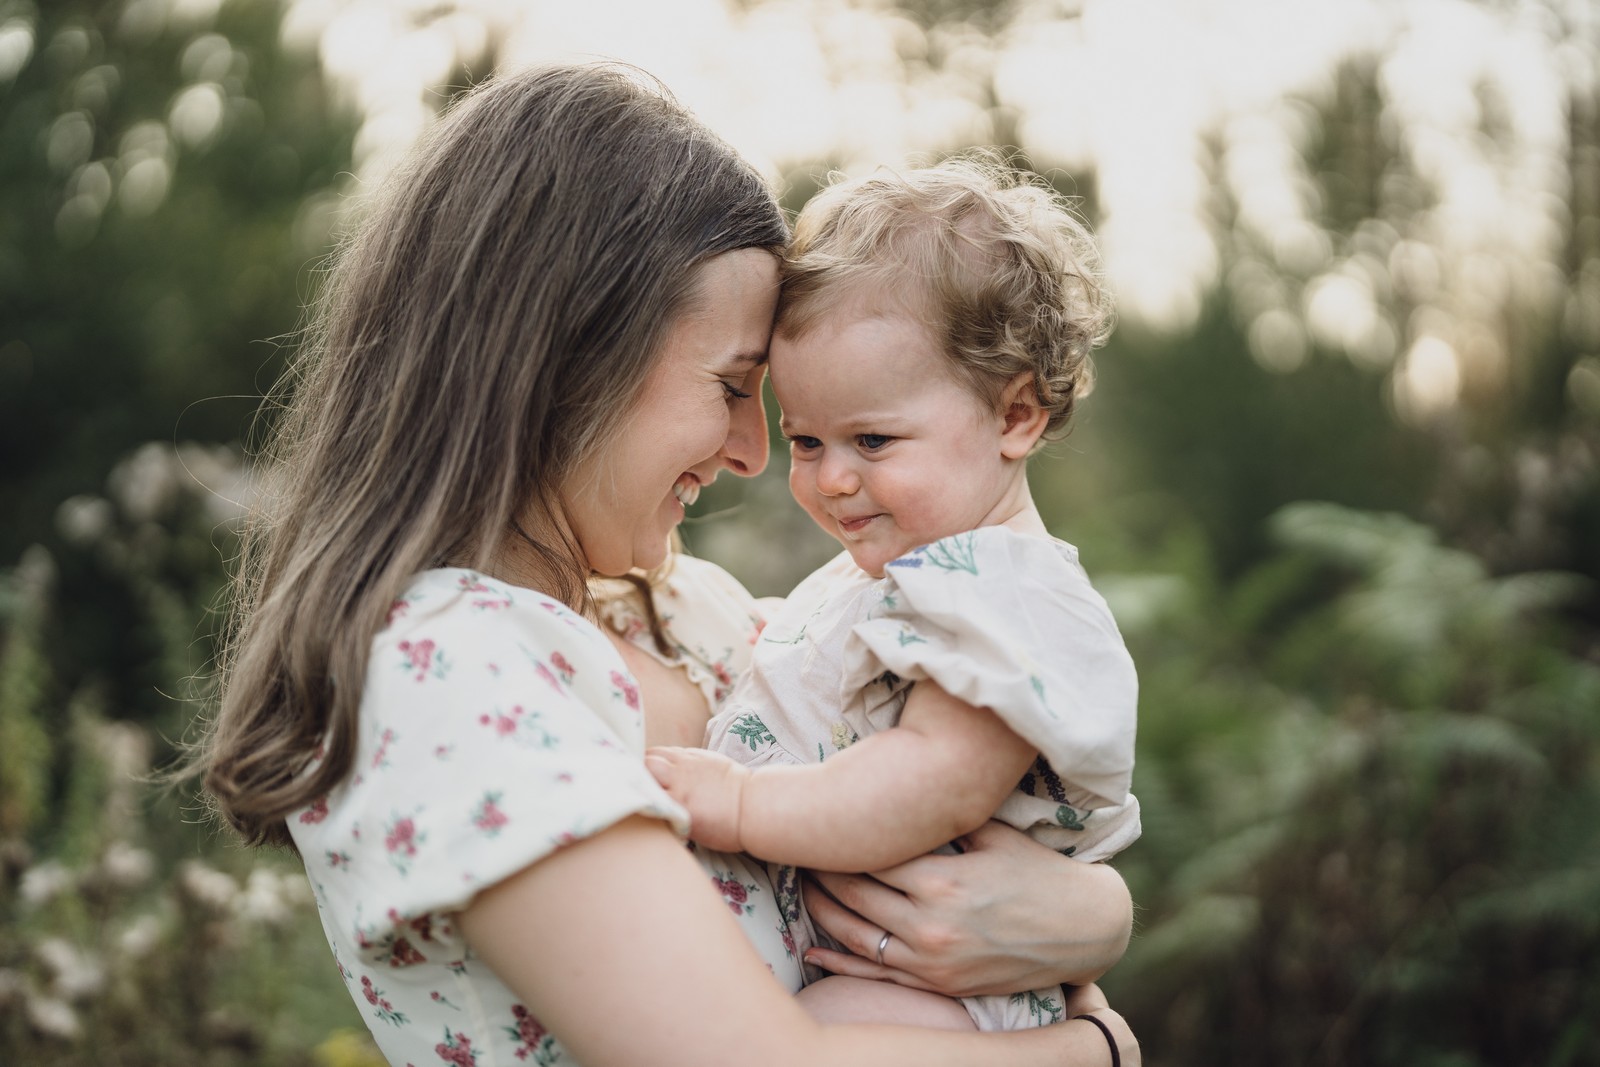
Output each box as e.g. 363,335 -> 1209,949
836,513 -> 879,534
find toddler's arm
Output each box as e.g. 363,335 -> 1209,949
646,681 -> 1037,871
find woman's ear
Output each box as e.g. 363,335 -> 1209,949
998,372 -> 1049,459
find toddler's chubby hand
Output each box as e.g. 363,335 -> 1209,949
644,746 -> 749,853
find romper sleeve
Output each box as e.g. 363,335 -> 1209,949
294,570 -> 688,966
841,528 -> 1138,810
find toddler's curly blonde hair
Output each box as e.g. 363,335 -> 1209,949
777,153 -> 1112,439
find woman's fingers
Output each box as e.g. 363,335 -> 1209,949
801,874 -> 940,992
797,944 -> 936,993
805,869 -> 914,935
803,872 -> 907,948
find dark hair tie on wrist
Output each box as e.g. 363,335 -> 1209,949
1074,1013 -> 1120,1067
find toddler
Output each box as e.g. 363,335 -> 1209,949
646,157 -> 1140,1033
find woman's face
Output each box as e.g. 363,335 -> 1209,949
563,248 -> 779,577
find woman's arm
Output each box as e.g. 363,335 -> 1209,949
647,680 -> 1037,871
460,815 -> 1135,1067
802,820 -> 1134,995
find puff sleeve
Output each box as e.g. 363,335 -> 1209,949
841,528 -> 1137,810
289,569 -> 688,969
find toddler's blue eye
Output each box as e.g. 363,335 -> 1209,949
788,435 -> 822,452
858,434 -> 892,451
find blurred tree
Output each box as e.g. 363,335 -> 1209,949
1104,502 -> 1600,1067
0,0 -> 357,561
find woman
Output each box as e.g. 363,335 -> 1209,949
200,63 -> 1137,1066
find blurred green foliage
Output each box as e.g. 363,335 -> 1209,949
0,0 -> 354,559
2,0 -> 1598,1064
1,0 -> 368,1061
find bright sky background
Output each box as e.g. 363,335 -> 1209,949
271,0 -> 1599,427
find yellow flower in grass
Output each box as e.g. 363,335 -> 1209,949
313,1028 -> 388,1067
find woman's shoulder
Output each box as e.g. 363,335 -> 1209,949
369,567 -> 640,733
381,568 -> 609,661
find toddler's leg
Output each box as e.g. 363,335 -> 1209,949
796,975 -> 976,1031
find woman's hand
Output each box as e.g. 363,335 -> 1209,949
802,820 -> 1133,997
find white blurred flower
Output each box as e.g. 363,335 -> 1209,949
0,968 -> 21,1008
19,861 -> 73,907
117,914 -> 165,959
96,720 -> 151,782
107,442 -> 180,522
35,939 -> 105,1001
99,841 -> 155,889
176,441 -> 252,523
25,993 -> 82,1042
55,495 -> 114,545
278,872 -> 314,907
235,868 -> 292,926
178,860 -> 239,912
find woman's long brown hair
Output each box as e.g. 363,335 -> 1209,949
197,64 -> 786,848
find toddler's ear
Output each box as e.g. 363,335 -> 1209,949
998,372 -> 1048,459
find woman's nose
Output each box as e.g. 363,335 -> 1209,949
719,374 -> 770,477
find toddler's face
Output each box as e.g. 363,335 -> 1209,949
770,311 -> 1020,577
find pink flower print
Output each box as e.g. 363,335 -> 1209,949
387,597 -> 410,625
389,937 -> 426,967
398,638 -> 450,682
372,727 -> 397,769
299,797 -> 329,824
610,670 -> 641,712
715,875 -> 756,916
434,744 -> 454,760
550,652 -> 575,683
386,818 -> 418,855
447,959 -> 467,976
435,1028 -> 478,1067
751,618 -> 767,642
431,990 -> 462,1011
534,660 -> 563,694
383,815 -> 425,874
505,1004 -> 552,1061
472,793 -> 509,836
478,706 -> 556,748
779,924 -> 797,959
457,574 -> 492,594
387,909 -> 437,944
479,707 -> 521,737
361,975 -> 409,1025
326,850 -> 352,869
712,660 -> 734,688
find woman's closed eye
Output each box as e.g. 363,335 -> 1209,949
721,380 -> 753,401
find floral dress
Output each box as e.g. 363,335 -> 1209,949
289,566 -> 797,1067
703,526 -> 1143,1032
594,555 -> 805,981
